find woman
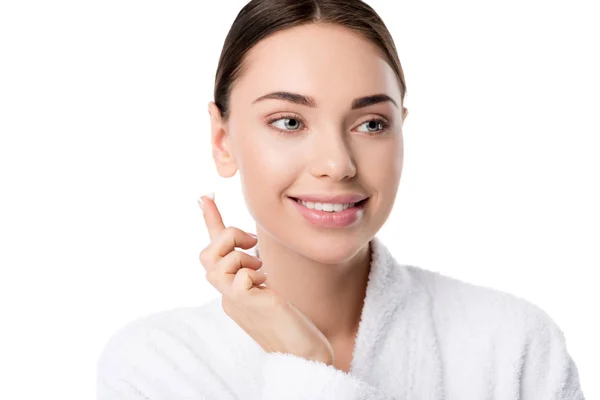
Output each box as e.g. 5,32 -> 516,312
97,0 -> 585,399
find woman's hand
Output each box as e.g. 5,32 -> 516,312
197,194 -> 335,366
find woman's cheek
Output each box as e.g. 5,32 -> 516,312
245,131 -> 307,169
237,130 -> 304,198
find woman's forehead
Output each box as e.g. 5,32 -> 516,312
234,25 -> 400,106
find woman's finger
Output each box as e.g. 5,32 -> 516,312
199,226 -> 258,268
231,268 -> 268,298
198,194 -> 225,242
219,249 -> 263,275
213,226 -> 258,258
206,250 -> 263,293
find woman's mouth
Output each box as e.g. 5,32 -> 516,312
287,196 -> 369,228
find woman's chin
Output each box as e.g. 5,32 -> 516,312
295,239 -> 369,265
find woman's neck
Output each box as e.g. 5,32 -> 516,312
253,228 -> 372,341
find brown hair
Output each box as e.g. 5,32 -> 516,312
213,0 -> 407,121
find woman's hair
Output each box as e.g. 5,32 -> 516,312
213,0 -> 407,122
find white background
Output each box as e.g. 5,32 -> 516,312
0,0 -> 598,398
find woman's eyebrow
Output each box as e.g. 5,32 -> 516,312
252,91 -> 398,109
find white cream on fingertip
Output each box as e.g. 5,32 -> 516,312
197,192 -> 215,209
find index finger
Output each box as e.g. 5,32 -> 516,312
198,194 -> 225,241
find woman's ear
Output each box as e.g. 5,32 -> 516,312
402,107 -> 409,122
207,101 -> 238,178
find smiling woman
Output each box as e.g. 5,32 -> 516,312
96,0 -> 585,399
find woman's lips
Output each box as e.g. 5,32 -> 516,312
288,196 -> 368,228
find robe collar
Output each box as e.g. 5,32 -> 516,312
221,236 -> 446,397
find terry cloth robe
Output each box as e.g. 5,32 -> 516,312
97,236 -> 585,399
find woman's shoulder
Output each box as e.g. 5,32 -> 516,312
396,264 -> 583,398
96,298 -> 266,398
401,263 -> 568,349
375,237 -> 563,339
96,297 -> 229,373
102,297 -> 222,341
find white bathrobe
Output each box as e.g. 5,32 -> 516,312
97,236 -> 585,399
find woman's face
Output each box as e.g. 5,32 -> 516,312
210,23 -> 407,264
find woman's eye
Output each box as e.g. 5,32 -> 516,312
269,116 -> 304,132
267,115 -> 390,135
357,119 -> 389,134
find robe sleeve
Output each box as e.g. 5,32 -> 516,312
260,352 -> 395,400
518,310 -> 586,400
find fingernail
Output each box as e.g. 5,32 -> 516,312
248,233 -> 257,239
197,192 -> 215,209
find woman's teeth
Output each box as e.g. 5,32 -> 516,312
296,199 -> 356,212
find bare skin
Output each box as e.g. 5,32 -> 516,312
206,22 -> 408,368
199,195 -> 335,365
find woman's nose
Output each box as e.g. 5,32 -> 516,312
308,130 -> 357,181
